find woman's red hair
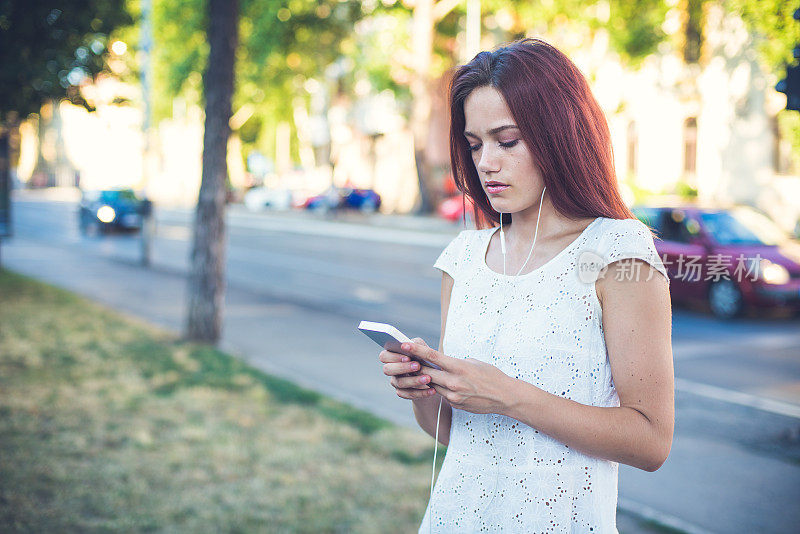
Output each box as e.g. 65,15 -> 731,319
448,38 -> 635,230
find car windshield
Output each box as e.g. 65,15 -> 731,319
699,208 -> 787,246
100,190 -> 138,203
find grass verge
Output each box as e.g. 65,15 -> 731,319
0,269 -> 443,533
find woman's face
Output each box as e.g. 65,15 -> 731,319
463,85 -> 544,217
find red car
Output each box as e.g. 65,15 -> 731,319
438,194 -> 476,223
632,203 -> 800,319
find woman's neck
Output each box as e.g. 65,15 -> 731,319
502,198 -> 569,251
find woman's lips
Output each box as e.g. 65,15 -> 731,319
486,184 -> 510,194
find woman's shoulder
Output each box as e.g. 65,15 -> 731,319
593,216 -> 669,283
434,228 -> 484,278
452,227 -> 494,244
597,216 -> 657,240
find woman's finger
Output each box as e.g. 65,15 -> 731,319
429,382 -> 456,401
418,365 -> 454,389
396,387 -> 437,400
379,349 -> 411,364
390,374 -> 433,390
383,361 -> 421,377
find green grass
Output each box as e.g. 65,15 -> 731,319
0,269 -> 443,533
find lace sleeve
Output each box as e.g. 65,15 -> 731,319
433,230 -> 469,280
600,219 -> 670,286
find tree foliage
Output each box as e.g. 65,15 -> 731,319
727,0 -> 800,164
149,0 -> 672,159
475,0 -> 669,67
149,0 -> 369,159
0,0 -> 132,120
727,0 -> 798,77
607,0 -> 669,65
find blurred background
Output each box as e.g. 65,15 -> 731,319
4,0 -> 800,225
1,1 -> 800,533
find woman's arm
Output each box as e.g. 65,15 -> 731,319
412,272 -> 454,445
502,259 -> 674,471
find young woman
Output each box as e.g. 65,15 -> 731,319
379,38 -> 674,533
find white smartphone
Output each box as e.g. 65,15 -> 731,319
357,320 -> 441,370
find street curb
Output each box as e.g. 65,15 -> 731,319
618,497 -> 715,534
156,206 -> 465,248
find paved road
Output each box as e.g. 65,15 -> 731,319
3,190 -> 800,534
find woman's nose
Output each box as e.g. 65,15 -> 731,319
476,146 -> 500,174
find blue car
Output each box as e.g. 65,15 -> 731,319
78,188 -> 149,235
303,186 -> 381,213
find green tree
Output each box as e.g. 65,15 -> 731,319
0,0 -> 131,119
149,0 -> 365,165
145,0 -> 364,343
0,0 -> 131,181
148,1 -> 673,212
489,0 -> 669,66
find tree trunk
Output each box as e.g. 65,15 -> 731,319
185,0 -> 239,344
410,0 -> 435,215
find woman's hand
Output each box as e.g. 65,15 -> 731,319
399,342 -> 513,414
379,338 -> 439,400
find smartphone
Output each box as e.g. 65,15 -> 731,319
357,320 -> 441,370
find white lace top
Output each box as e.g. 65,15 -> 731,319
420,216 -> 669,534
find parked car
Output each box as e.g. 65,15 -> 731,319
632,203 -> 800,319
243,187 -> 293,211
78,188 -> 149,235
438,194 -> 476,223
343,187 -> 380,212
302,186 -> 381,213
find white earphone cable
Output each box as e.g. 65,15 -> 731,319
427,186 -> 545,532
429,395 -> 443,533
501,186 -> 546,277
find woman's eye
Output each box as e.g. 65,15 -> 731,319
468,140 -> 517,152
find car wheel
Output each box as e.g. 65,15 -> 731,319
360,198 -> 378,213
85,219 -> 101,237
708,279 -> 744,319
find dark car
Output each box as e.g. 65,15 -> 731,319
632,203 -> 800,319
79,188 -> 149,235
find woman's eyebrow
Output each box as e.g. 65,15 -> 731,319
463,124 -> 519,138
